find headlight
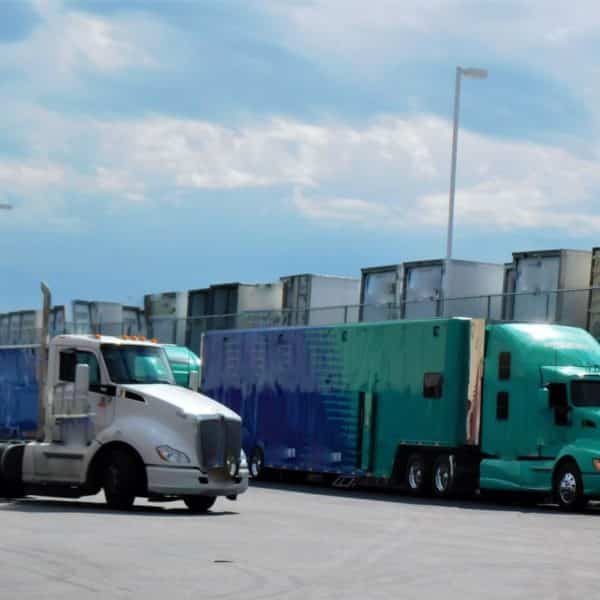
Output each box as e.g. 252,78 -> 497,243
240,449 -> 248,469
156,445 -> 191,465
593,458 -> 600,472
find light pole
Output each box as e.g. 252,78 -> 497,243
446,66 -> 488,260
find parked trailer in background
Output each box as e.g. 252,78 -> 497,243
359,259 -> 504,322
187,281 -> 283,353
280,274 -> 361,326
588,247 -> 600,338
503,249 -> 592,327
203,318 -> 600,510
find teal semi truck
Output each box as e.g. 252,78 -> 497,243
162,344 -> 201,389
202,318 -> 600,510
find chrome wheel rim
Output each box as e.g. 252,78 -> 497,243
559,472 -> 577,505
408,462 -> 423,490
435,464 -> 450,493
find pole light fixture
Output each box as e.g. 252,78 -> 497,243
446,66 -> 488,260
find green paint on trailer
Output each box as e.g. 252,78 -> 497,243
302,318 -> 473,478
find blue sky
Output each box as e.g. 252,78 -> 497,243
2,0 -> 600,311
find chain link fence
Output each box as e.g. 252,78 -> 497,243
2,288 -> 598,350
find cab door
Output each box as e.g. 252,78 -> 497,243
53,348 -> 114,442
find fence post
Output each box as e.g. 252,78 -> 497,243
344,305 -> 348,324
487,295 -> 491,320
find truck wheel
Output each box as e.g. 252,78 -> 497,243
0,444 -> 25,499
432,455 -> 455,498
183,496 -> 216,513
554,462 -> 587,512
103,450 -> 138,511
406,454 -> 429,495
249,447 -> 264,479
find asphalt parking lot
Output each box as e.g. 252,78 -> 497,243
1,483 -> 600,599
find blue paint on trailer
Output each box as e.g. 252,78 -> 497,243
0,346 -> 39,439
201,327 -> 362,475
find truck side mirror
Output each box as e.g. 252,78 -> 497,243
188,370 -> 199,392
548,383 -> 570,426
75,363 -> 90,397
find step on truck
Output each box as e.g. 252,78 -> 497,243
0,284 -> 248,511
202,317 -> 600,510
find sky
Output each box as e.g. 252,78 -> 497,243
2,0 -> 600,311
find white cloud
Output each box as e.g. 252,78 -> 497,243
260,1 -> 600,132
0,3 -> 161,87
0,162 -> 64,189
55,12 -> 157,73
3,105 -> 600,235
261,1 -> 600,64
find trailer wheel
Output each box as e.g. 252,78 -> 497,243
183,496 -> 216,513
249,447 -> 264,479
432,455 -> 455,498
102,449 -> 138,511
554,461 -> 587,512
405,454 -> 429,495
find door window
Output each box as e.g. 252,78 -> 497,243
496,392 -> 509,420
58,350 -> 100,388
423,373 -> 443,398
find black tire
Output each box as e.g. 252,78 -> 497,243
432,454 -> 456,498
0,444 -> 25,499
103,449 -> 140,511
183,496 -> 216,513
554,461 -> 587,512
249,446 -> 264,479
405,453 -> 430,496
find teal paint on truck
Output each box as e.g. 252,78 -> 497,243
162,345 -> 201,388
480,322 -> 600,495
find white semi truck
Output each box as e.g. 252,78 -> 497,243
0,284 -> 248,512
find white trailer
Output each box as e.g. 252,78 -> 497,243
360,259 -> 504,322
0,285 -> 248,512
280,273 -> 361,326
503,249 -> 592,328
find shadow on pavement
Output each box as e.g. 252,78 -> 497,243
0,497 -> 238,517
250,479 -> 600,517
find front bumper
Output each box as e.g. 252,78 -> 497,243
146,465 -> 249,497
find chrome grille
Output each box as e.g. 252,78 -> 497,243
197,417 -> 241,472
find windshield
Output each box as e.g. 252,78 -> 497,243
571,380 -> 600,407
101,344 -> 175,385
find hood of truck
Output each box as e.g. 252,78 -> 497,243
121,383 -> 241,421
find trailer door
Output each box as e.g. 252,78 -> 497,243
358,392 -> 377,472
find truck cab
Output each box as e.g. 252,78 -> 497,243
0,334 -> 248,511
480,323 -> 600,509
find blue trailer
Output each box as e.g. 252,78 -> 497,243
0,346 -> 39,439
201,325 -> 367,478
201,319 -> 480,481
